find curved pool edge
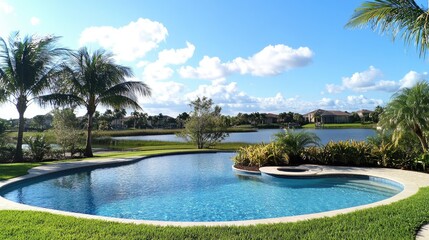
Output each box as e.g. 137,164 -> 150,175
1,152 -> 429,227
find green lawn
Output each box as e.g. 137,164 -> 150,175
1,144 -> 429,239
302,123 -> 376,129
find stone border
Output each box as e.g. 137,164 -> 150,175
1,152 -> 429,227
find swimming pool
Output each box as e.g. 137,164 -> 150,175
0,152 -> 402,222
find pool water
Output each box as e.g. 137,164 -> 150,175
0,152 -> 402,222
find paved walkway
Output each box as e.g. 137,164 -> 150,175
1,157 -> 429,236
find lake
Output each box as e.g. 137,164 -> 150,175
111,128 -> 376,145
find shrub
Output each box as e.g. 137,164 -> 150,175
301,141 -> 377,167
301,146 -> 325,165
367,131 -> 419,169
24,135 -> 51,162
322,140 -> 376,166
233,143 -> 287,168
0,144 -> 15,163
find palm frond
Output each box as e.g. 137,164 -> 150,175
37,93 -> 86,108
102,81 -> 151,99
347,0 -> 429,57
98,95 -> 142,110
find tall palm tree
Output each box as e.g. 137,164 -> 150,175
346,0 -> 429,58
0,32 -> 65,161
40,47 -> 151,157
378,81 -> 429,152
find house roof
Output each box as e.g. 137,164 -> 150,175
303,109 -> 351,117
356,109 -> 373,114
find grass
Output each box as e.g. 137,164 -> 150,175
0,163 -> 42,181
0,187 -> 428,239
302,123 -> 376,129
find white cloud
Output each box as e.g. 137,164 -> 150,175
179,44 -> 313,80
157,41 -> 195,65
143,42 -> 195,81
326,67 -> 427,93
79,18 -> 168,61
325,84 -> 344,94
230,45 -> 313,76
30,17 -> 40,26
399,71 -> 427,89
185,78 -> 245,102
0,0 -> 13,14
346,95 -> 383,106
319,97 -> 335,107
180,56 -> 228,80
342,66 -> 382,90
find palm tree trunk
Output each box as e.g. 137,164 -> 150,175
415,126 -> 428,152
14,98 -> 27,162
14,110 -> 25,162
84,113 -> 94,157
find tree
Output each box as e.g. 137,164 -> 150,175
52,108 -> 84,157
0,32 -> 66,161
292,113 -> 305,124
176,112 -> 190,128
178,97 -> 229,149
370,105 -> 383,123
378,81 -> 429,152
39,47 -> 151,157
130,111 -> 148,129
30,114 -> 52,131
347,0 -> 429,58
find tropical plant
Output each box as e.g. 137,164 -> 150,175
39,47 -> 151,157
233,142 -> 287,168
178,97 -> 228,149
0,32 -> 66,161
347,0 -> 429,58
323,140 -> 376,166
274,130 -> 320,164
368,130 -> 420,168
24,134 -> 51,162
378,81 -> 429,152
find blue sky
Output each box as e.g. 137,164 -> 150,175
1,0 -> 428,119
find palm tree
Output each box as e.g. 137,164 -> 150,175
378,81 -> 429,152
274,130 -> 320,164
0,32 -> 66,161
346,0 -> 429,58
40,47 -> 151,157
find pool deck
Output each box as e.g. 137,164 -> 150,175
1,155 -> 429,237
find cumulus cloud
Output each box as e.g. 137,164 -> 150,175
79,18 -> 168,61
342,66 -> 382,90
179,44 -> 313,80
185,78 -> 246,102
326,66 -> 427,94
30,17 -> 40,26
399,71 -> 427,89
0,0 -> 13,14
142,42 -> 195,81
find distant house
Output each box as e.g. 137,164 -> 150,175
356,109 -> 373,121
264,113 -> 279,124
303,109 -> 352,124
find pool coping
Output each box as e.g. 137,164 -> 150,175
1,152 -> 429,227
